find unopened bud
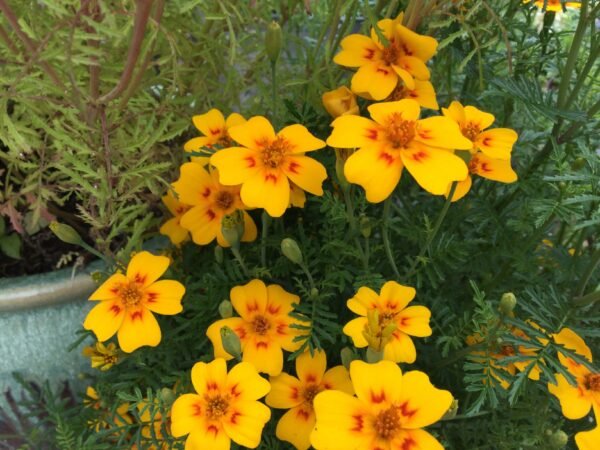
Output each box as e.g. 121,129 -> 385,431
571,157 -> 586,171
309,287 -> 319,299
547,430 -> 568,449
218,300 -> 233,319
381,322 -> 397,339
49,221 -> 83,246
265,21 -> 282,65
221,211 -> 245,249
359,215 -> 372,238
159,388 -> 176,406
281,238 -> 303,265
441,399 -> 459,420
214,246 -> 224,264
220,326 -> 242,359
366,347 -> 383,363
340,347 -> 354,370
499,292 -> 517,315
366,309 -> 379,336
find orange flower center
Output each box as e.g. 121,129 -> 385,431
387,85 -> 410,102
374,406 -> 401,440
499,345 -> 515,357
384,113 -> 416,149
584,374 -> 600,392
215,191 -> 235,211
119,283 -> 143,307
461,122 -> 481,142
205,394 -> 230,420
251,315 -> 271,335
261,136 -> 290,169
381,41 -> 401,66
302,383 -> 322,406
217,134 -> 234,148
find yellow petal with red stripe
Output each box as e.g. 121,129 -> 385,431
83,298 -> 126,341
117,306 -> 161,353
266,372 -> 303,409
276,405 -> 315,450
333,34 -> 381,67
240,170 -> 290,218
350,360 -> 403,406
228,116 -> 276,150
223,400 -> 271,449
89,273 -> 128,301
192,109 -> 226,138
278,124 -> 326,154
283,155 -> 327,196
327,115 -> 380,149
126,251 -> 170,288
351,62 -> 398,101
143,280 -> 185,315
474,128 -> 518,160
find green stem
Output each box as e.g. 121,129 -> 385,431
342,185 -> 368,271
79,241 -> 111,265
576,247 -> 600,298
260,211 -> 271,268
271,61 -> 277,124
300,262 -> 316,292
574,290 -> 600,308
230,247 -> 250,278
382,197 -> 401,279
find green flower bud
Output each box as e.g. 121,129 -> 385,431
214,246 -> 224,264
309,287 -> 319,299
49,221 -> 83,246
340,347 -> 354,370
221,211 -> 245,249
359,215 -> 372,238
366,347 -> 383,363
218,300 -> 233,319
265,21 -> 282,65
499,292 -> 517,315
571,157 -> 586,171
281,238 -> 303,265
441,399 -> 459,420
547,430 -> 568,449
220,326 -> 242,359
159,387 -> 176,406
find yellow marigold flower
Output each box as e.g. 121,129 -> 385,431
523,0 -> 581,11
210,117 -> 327,218
83,251 -> 185,353
265,350 -> 354,450
171,162 -> 257,246
442,101 -> 518,201
207,279 -> 308,376
327,99 -> 472,202
576,423 -> 600,450
159,190 -> 191,245
82,341 -> 120,371
548,328 -> 600,420
170,358 -> 271,450
310,360 -> 453,450
343,281 -> 432,363
184,109 -> 246,165
84,386 -> 132,432
359,79 -> 439,110
322,86 -> 359,118
334,14 -> 438,100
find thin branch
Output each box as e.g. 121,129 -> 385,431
0,22 -> 18,55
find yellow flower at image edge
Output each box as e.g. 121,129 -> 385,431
523,0 -> 581,11
83,251 -> 185,353
210,116 -> 327,218
310,360 -> 453,450
322,86 -> 359,118
207,279 -> 308,376
343,281 -> 431,363
170,358 -> 271,450
266,350 -> 354,450
327,99 -> 472,202
576,424 -> 600,450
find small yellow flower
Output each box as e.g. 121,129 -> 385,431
327,99 -> 472,202
210,116 -> 327,217
184,109 -> 246,165
310,360 -> 453,450
523,0 -> 581,11
83,251 -> 185,353
358,79 -> 439,110
170,358 -> 271,450
576,423 -> 600,450
548,328 -> 600,420
343,281 -> 432,363
334,14 -> 438,100
134,399 -> 170,450
171,162 -> 257,247
265,350 -> 354,450
207,279 -> 308,376
159,190 -> 191,245
442,101 -> 518,201
322,86 -> 359,118
82,341 -> 120,371
84,386 -> 132,432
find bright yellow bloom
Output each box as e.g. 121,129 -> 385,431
576,423 -> 600,450
184,109 -> 246,165
334,14 -> 438,100
265,350 -> 354,450
84,386 -> 132,432
82,341 -> 120,371
310,360 -> 453,450
343,281 -> 432,363
548,328 -> 600,420
322,86 -> 359,118
358,79 -> 439,110
442,101 -> 518,201
159,190 -> 191,245
83,251 -> 185,353
207,279 -> 308,376
523,0 -> 581,11
327,99 -> 472,202
171,162 -> 257,247
170,358 -> 271,450
210,116 -> 327,217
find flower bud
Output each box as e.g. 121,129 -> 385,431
359,215 -> 372,238
499,292 -> 517,315
571,157 -> 586,171
322,86 -> 359,118
220,326 -> 242,359
340,347 -> 354,370
218,300 -> 233,319
214,246 -> 224,264
49,221 -> 83,246
366,309 -> 380,337
221,211 -> 245,249
265,21 -> 282,65
159,387 -> 176,406
441,399 -> 459,420
366,347 -> 383,363
281,238 -> 303,265
547,430 -> 568,449
309,287 -> 319,299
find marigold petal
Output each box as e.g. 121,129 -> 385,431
553,327 -> 593,363
575,423 -> 600,450
396,56 -> 430,81
276,406 -> 316,450
278,124 -> 326,154
441,101 -> 466,127
89,273 -> 128,301
333,34 -> 381,67
265,284 -> 299,317
290,182 -> 307,207
367,99 -> 420,125
350,360 -> 403,406
223,401 -> 271,449
383,331 -> 417,363
474,128 -> 518,160
230,279 -> 269,319
243,338 -> 284,376
192,109 -> 226,137
296,349 -> 327,385
160,217 -> 189,245
83,299 -> 126,341
321,366 -> 354,395
143,280 -> 185,315
172,162 -> 214,206
405,80 -> 439,110
351,62 -> 398,101
343,317 -> 369,348
470,153 -> 517,183
225,112 -> 246,129
170,393 -> 204,437
241,211 -> 258,242
370,19 -> 394,47
184,136 -> 213,152
464,106 -> 495,131
180,206 -> 220,245
395,24 -> 438,61
190,358 -> 227,397
446,175 -> 472,202
344,146 -> 403,202
117,307 -> 161,353
210,146 -> 262,185
283,156 -> 327,196
396,306 -> 431,337
401,142 -> 468,195
547,373 -> 592,420
240,170 -> 290,218
185,427 -> 230,450
226,361 -> 271,402
395,370 -> 453,429
327,115 -> 380,149
379,281 -> 416,311
265,372 -> 303,409
347,286 -> 379,315
126,251 -> 170,288
391,429 -> 444,450
228,116 -> 275,149
415,116 -> 472,150
391,65 -> 415,90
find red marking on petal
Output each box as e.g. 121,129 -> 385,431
386,301 -> 398,310
351,414 -> 364,432
265,173 -> 278,183
206,209 -> 216,221
364,48 -> 375,60
202,187 -> 211,198
322,382 -> 332,390
379,152 -> 394,166
480,162 -> 492,173
235,327 -> 247,340
146,292 -> 158,304
483,137 -> 492,146
267,304 -> 281,315
130,310 -> 144,321
256,341 -> 268,349
192,403 -> 202,416
247,302 -> 259,313
402,44 -> 413,57
133,273 -> 147,285
371,390 -> 386,404
402,437 -> 417,450
376,67 -> 390,75
296,408 -> 310,421
229,411 -> 241,424
288,161 -> 300,174
245,156 -> 256,168
276,323 -> 287,335
367,129 -> 378,140
207,424 -> 219,436
399,401 -> 417,419
207,381 -> 218,391
398,316 -> 409,327
109,304 -> 122,316
408,91 -> 418,98
230,383 -> 241,398
110,286 -> 120,294
411,151 -> 428,162
210,128 -> 222,136
306,374 -> 317,383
